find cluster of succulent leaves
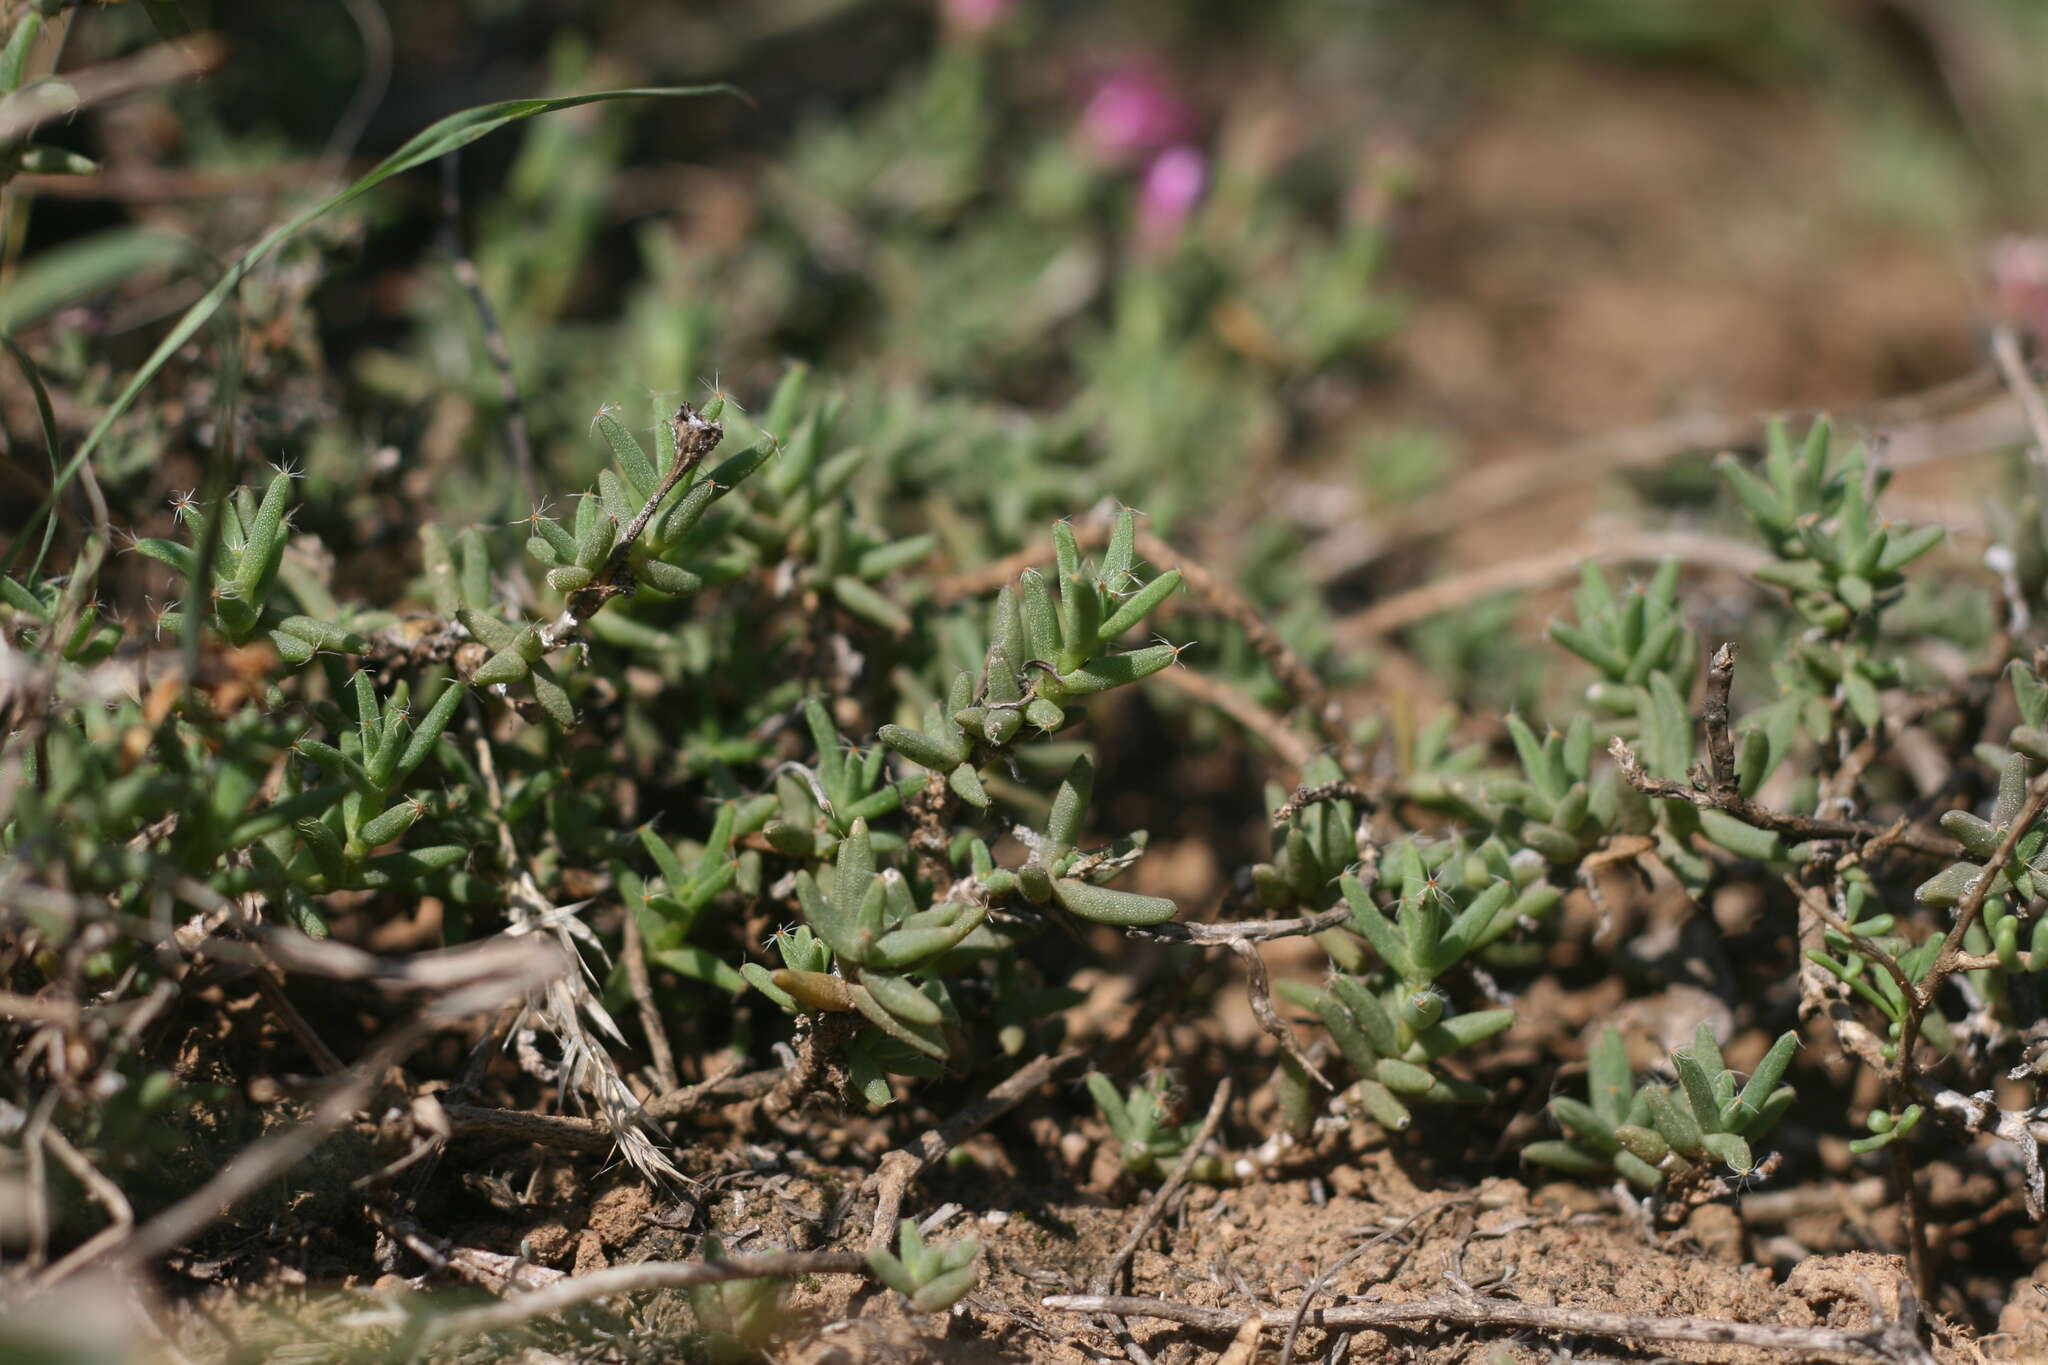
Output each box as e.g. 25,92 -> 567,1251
868,1219 -> 982,1314
685,1236 -> 786,1365
0,571 -> 120,666
136,469 -> 370,665
1525,1024 -> 1797,1191
521,402 -> 766,605
3,641 -> 475,947
1086,1071 -> 1226,1181
879,511 -> 1183,808
717,375 -> 940,638
1258,415 -> 2048,1172
463,396 -> 772,724
740,510 -> 1186,1104
1918,664 -> 2048,939
1249,756 -> 1360,917
1718,419 -> 1943,743
617,805 -> 759,995
1273,840 -> 1538,1133
1799,662 -> 2048,1069
1392,563 -> 1775,890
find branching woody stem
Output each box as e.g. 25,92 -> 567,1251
541,403 -> 725,646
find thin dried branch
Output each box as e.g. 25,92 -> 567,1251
35,1124 -> 134,1284
84,958 -> 562,1280
1042,1276 -> 1934,1363
865,1046 -> 1086,1250
1992,325 -> 2048,476
1911,1080 -> 2047,1219
1334,533 -> 1769,644
1281,1197 -> 1477,1365
1134,527 -> 1342,750
1608,736 -> 1960,859
440,1064 -> 782,1152
1153,666 -> 1314,772
648,1061 -> 781,1119
753,1011 -> 855,1126
0,990 -> 79,1025
423,1250 -> 869,1343
441,1104 -> 615,1154
1270,781 -> 1373,828
1320,367 -> 2007,580
1093,1078 -> 1232,1293
1227,936 -> 1333,1092
1702,643 -> 1740,801
619,906 -> 679,1093
1125,904 -> 1351,946
1929,768 -> 2048,980
200,911 -> 569,995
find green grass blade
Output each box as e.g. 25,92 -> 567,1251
11,84 -> 738,551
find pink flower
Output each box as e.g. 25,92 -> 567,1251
941,0 -> 1013,35
1079,62 -> 1195,166
1136,144 -> 1206,250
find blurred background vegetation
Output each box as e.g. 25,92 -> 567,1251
12,0 -> 2040,545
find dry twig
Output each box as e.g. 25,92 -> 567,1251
1125,904 -> 1350,946
1320,368 -> 2007,580
1154,665 -> 1314,771
1226,936 -> 1333,1092
1279,1196 -> 1476,1365
865,1046 -> 1086,1250
423,1249 -> 869,1343
1043,1275 -> 1936,1362
1093,1078 -> 1232,1293
1334,532 -> 1769,644
619,905 -> 680,1093
1992,325 -> 2048,476
1608,735 -> 1959,860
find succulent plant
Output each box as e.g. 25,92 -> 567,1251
686,1236 -> 787,1363
868,1219 -> 983,1313
1525,1024 -> 1795,1192
1087,1071 -> 1226,1181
